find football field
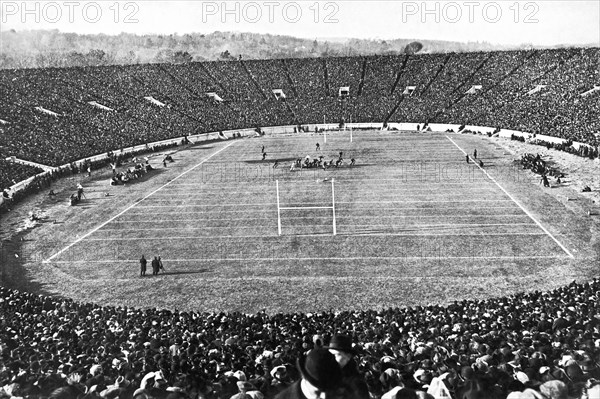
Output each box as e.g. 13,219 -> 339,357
35,131 -> 591,312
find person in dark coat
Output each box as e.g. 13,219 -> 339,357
140,255 -> 147,277
274,348 -> 343,399
325,334 -> 370,399
152,256 -> 160,275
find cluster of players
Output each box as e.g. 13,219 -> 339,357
110,162 -> 154,185
465,148 -> 485,168
109,154 -> 174,186
520,152 -> 565,188
69,183 -> 85,205
262,143 -> 356,171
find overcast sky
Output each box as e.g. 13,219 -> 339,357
1,0 -> 599,46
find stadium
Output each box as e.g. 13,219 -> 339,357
0,32 -> 600,399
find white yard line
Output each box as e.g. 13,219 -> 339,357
168,179 -> 498,185
91,230 -> 545,236
83,230 -> 545,241
43,141 -> 236,263
279,206 -> 334,210
49,254 -> 570,264
134,199 -> 514,208
98,214 -> 529,225
122,206 -> 522,215
149,188 -> 503,196
445,135 -> 574,258
95,222 -> 535,228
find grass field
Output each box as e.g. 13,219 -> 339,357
7,130 -> 599,313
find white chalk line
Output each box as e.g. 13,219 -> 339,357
43,141 -> 236,263
166,178 -> 503,186
81,232 -> 550,241
95,222 -> 535,229
134,199 -> 514,208
99,214 -> 529,224
445,135 -> 574,258
48,255 -> 570,264
122,206 -> 522,215
148,188 -> 504,196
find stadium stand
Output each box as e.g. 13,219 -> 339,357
1,48 -> 598,177
0,161 -> 44,195
1,48 -> 599,397
0,278 -> 598,398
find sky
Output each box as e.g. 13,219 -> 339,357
1,0 -> 599,46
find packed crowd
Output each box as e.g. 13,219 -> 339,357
1,48 -> 598,191
0,142 -> 180,213
0,161 -> 43,194
0,275 -> 599,399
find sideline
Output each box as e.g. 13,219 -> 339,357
446,135 -> 574,259
43,141 -> 236,263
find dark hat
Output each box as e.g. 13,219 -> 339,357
325,334 -> 355,355
297,349 -> 342,391
565,364 -> 585,382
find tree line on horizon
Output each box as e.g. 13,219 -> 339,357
0,29 -> 549,69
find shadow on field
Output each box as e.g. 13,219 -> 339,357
189,146 -> 215,150
0,236 -> 52,296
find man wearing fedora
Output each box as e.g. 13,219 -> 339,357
274,348 -> 344,399
326,334 -> 370,399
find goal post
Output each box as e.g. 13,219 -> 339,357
276,179 -> 337,236
331,178 -> 337,235
276,179 -> 282,235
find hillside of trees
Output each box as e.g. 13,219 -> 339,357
0,29 -> 534,69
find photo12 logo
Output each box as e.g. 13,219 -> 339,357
401,1 -> 540,23
200,1 -> 340,24
0,1 -> 140,24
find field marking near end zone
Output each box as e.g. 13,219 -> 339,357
43,141 -> 236,263
85,230 -> 549,237
445,135 -> 574,258
80,232 -> 550,241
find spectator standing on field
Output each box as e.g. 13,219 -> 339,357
152,256 -> 160,275
140,255 -> 147,277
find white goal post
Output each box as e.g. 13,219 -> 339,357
276,179 -> 337,236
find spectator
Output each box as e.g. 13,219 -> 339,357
326,334 -> 369,399
274,348 -> 343,399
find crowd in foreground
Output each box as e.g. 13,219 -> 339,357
0,276 -> 599,398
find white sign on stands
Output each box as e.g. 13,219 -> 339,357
34,106 -> 60,117
143,96 -> 166,107
88,101 -> 115,112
